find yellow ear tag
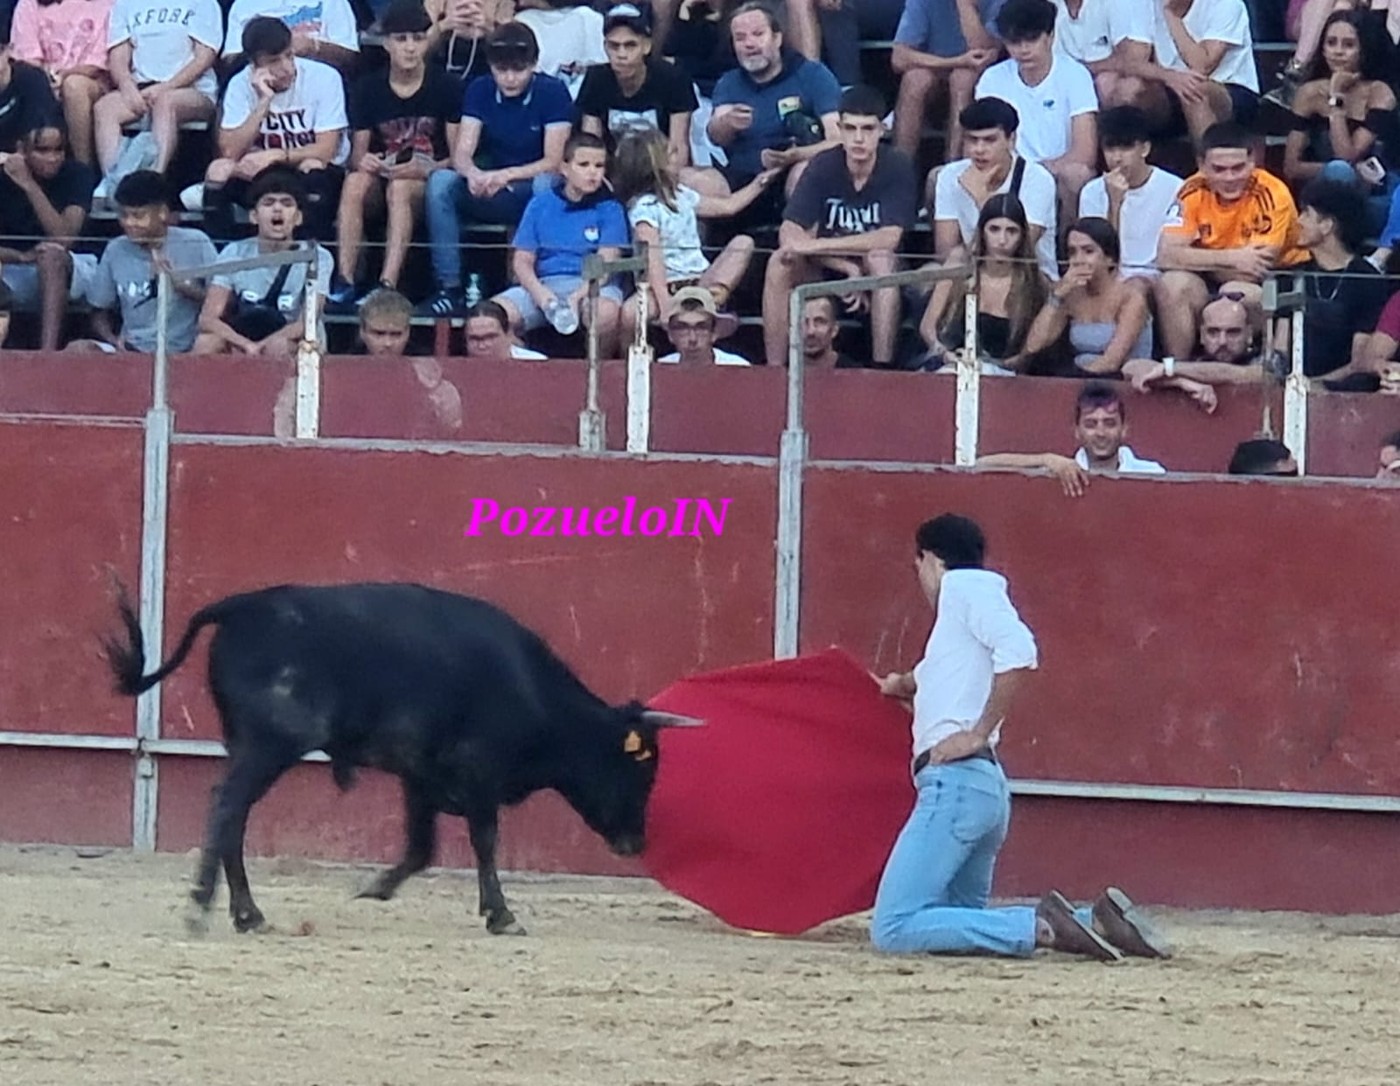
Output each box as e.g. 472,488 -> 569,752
623,730 -> 654,761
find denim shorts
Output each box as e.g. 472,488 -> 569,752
495,275 -> 625,332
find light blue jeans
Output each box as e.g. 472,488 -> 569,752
871,759 -> 1039,956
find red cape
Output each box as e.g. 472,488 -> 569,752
642,647 -> 916,935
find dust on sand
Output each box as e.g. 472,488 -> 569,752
2,845 -> 1398,1086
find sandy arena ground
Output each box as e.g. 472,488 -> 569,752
2,845 -> 1398,1086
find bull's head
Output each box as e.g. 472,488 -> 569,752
565,703 -> 704,858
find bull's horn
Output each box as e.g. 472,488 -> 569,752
640,710 -> 706,728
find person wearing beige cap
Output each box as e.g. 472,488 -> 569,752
658,285 -> 751,365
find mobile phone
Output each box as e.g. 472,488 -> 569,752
394,146 -> 415,165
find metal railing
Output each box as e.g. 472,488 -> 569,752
774,261 -> 975,659
579,244 -> 652,453
1261,275 -> 1310,473
133,245 -> 320,849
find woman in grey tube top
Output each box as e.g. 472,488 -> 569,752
1023,217 -> 1155,377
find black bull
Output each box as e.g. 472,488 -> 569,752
102,581 -> 702,935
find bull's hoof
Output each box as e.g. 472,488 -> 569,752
354,876 -> 397,902
486,909 -> 527,936
183,901 -> 211,937
232,907 -> 269,934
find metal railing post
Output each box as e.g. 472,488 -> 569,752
295,257 -> 322,439
773,261 -> 971,660
128,247 -> 318,851
1269,276 -> 1309,474
578,245 -> 651,454
955,277 -> 981,466
133,269 -> 176,850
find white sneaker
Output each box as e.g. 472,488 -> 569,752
180,182 -> 204,212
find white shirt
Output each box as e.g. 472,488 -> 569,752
221,57 -> 351,166
911,569 -> 1039,757
1149,0 -> 1257,92
975,52 -> 1098,163
1078,166 -> 1184,279
659,348 -> 751,365
935,156 -> 1060,280
223,0 -> 361,55
108,0 -> 222,99
515,7 -> 606,100
510,344 -> 548,359
1074,445 -> 1167,474
1051,0 -> 1151,64
630,187 -> 710,282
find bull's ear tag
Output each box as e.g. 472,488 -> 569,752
624,730 -> 654,761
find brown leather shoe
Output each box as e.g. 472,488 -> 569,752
1037,890 -> 1123,962
1092,887 -> 1173,959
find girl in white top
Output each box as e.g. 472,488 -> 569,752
610,126 -> 778,345
92,0 -> 221,183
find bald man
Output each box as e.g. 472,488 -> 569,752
1125,297 -> 1271,396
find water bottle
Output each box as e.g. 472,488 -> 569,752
545,294 -> 579,335
464,273 -> 482,308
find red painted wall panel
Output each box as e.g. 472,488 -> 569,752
0,749 -> 132,846
977,378 -> 1284,474
800,467 -> 1400,796
0,353 -> 148,418
0,421 -> 142,736
998,796 -> 1400,916
1306,391 -> 1400,478
158,446 -> 776,742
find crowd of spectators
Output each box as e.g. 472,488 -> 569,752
1,0 -> 1400,415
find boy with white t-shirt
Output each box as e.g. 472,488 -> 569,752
975,0 -> 1097,214
929,96 -> 1060,280
203,16 -> 350,244
1127,0 -> 1259,142
1077,105 -> 1182,280
222,0 -> 362,75
1048,0 -> 1153,107
92,0 -> 222,192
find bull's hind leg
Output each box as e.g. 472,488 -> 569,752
188,747 -> 299,934
356,784 -> 438,901
466,811 -> 525,936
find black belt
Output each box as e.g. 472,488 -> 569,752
912,746 -> 998,774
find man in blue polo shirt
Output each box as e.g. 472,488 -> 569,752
419,22 -> 574,317
491,132 -> 630,357
705,0 -> 842,222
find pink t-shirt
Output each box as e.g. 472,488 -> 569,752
10,0 -> 115,74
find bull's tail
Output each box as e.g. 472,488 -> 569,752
103,577 -> 231,697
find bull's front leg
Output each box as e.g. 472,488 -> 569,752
465,811 -> 525,936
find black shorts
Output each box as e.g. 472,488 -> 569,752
1158,82 -> 1260,138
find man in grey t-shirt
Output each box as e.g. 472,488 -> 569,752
69,171 -> 218,354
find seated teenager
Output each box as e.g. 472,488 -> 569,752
203,17 -> 350,244
0,119 -> 97,351
193,168 -> 334,357
222,0 -> 363,75
93,0 -> 220,196
419,22 -> 572,317
1022,217 -> 1153,377
70,169 -> 217,354
9,0 -> 117,167
610,125 -> 778,345
919,193 -> 1048,375
332,0 -> 461,307
489,132 -> 629,357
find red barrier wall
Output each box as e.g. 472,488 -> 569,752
6,359 -> 1400,915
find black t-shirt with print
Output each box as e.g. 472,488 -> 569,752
349,66 -> 463,161
575,59 -> 699,152
0,62 -> 58,153
1301,255 -> 1390,377
0,159 -> 97,251
783,145 -> 918,239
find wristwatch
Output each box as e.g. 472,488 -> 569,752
1328,94 -> 1345,109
